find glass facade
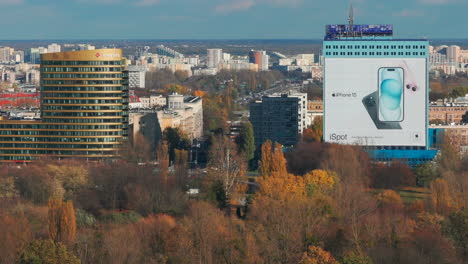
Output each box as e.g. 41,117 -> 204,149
0,49 -> 129,162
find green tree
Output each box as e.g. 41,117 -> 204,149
235,121 -> 255,163
163,127 -> 190,163
17,239 -> 80,264
443,209 -> 468,261
342,251 -> 373,264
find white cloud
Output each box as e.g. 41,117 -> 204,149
419,0 -> 454,4
393,9 -> 425,17
0,0 -> 23,5
76,0 -> 160,6
135,0 -> 160,6
215,0 -> 255,13
75,0 -> 123,4
215,0 -> 304,14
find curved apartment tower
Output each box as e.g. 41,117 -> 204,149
0,49 -> 129,162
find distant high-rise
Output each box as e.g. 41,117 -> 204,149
249,50 -> 269,71
47,43 -> 62,53
207,49 -> 223,68
0,47 -> 14,62
447,45 -> 461,63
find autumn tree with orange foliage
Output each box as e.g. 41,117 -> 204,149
193,90 -> 206,97
428,178 -> 456,215
259,140 -> 287,177
303,116 -> 323,143
299,246 -> 340,264
48,199 -> 76,244
0,213 -> 31,264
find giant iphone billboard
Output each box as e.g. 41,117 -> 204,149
324,58 -> 427,146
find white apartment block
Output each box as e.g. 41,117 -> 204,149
127,65 -> 147,89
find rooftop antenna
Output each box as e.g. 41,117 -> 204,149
348,2 -> 355,37
348,2 -> 354,27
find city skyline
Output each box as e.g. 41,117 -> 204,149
0,0 -> 467,39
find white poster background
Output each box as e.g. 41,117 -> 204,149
324,58 -> 427,146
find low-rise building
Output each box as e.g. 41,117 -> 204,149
430,98 -> 468,124
130,93 -> 203,141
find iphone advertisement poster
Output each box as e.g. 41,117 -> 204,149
324,58 -> 427,146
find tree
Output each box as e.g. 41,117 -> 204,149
428,178 -> 455,216
299,246 -> 339,264
0,213 -> 31,264
436,135 -> 462,174
48,199 -> 77,244
371,161 -> 416,189
17,239 -> 80,264
443,209 -> 468,261
235,121 -> 255,164
14,164 -> 64,204
259,141 -> 287,177
342,251 -> 373,264
0,173 -> 18,199
206,135 -> 246,208
304,170 -> 336,195
119,134 -> 152,163
156,140 -> 170,186
45,163 -> 88,201
462,111 -> 468,124
163,127 -> 190,163
174,149 -> 189,189
258,140 -> 273,177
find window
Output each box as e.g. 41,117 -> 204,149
377,52 -> 382,55
377,45 -> 382,49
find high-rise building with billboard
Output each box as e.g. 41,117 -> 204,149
0,49 -> 129,162
323,11 -> 437,165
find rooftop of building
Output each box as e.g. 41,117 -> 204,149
184,96 -> 202,104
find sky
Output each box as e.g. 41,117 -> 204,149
0,0 -> 467,39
